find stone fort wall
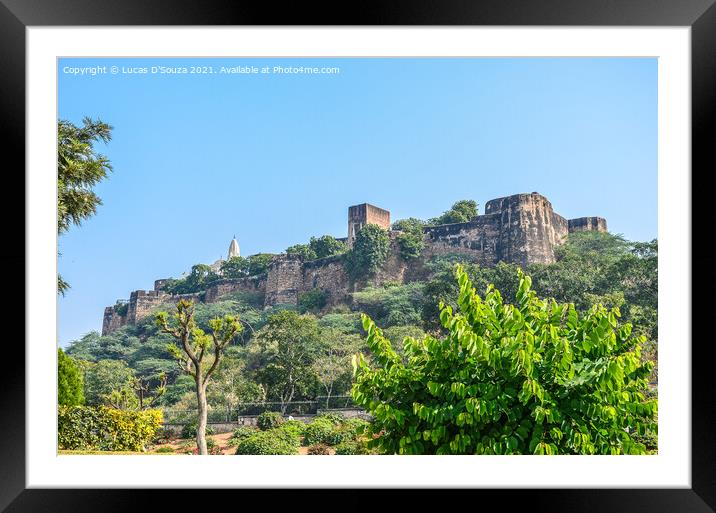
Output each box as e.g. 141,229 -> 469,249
101,192 -> 606,335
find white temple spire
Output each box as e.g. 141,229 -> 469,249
227,236 -> 240,259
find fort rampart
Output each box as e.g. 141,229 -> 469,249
101,192 -> 606,335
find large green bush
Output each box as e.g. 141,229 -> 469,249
58,406 -> 162,451
302,417 -> 335,446
298,288 -> 328,313
58,348 -> 84,406
235,429 -> 300,455
257,411 -> 285,430
316,411 -> 345,425
334,438 -> 373,455
352,265 -> 657,455
278,420 -> 307,437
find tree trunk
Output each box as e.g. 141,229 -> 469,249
196,380 -> 208,455
325,384 -> 333,410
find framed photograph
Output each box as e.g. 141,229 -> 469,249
3,0 -> 715,510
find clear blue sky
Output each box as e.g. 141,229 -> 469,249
58,57 -> 657,346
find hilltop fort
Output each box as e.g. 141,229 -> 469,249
102,192 -> 607,335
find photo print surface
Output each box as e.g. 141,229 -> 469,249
57,57 -> 657,456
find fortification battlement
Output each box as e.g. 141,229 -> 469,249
101,192 -> 607,336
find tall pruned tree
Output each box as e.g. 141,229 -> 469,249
57,117 -> 113,295
156,299 -> 242,455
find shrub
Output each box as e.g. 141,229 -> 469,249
235,430 -> 300,455
155,446 -> 175,454
353,265 -> 657,455
181,421 -> 215,439
298,288 -> 328,313
307,444 -> 331,455
334,439 -> 372,455
58,406 -> 162,452
302,418 -> 334,446
324,426 -> 351,446
341,417 -> 370,436
317,411 -> 345,425
278,420 -> 307,437
232,425 -> 259,440
257,411 -> 285,431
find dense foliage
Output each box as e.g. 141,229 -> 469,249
352,282 -> 424,327
250,311 -> 324,413
234,428 -> 300,455
164,254 -> 277,294
298,288 -> 328,313
343,224 -> 391,282
393,218 -> 426,261
58,406 -> 162,451
286,235 -> 347,261
58,349 -> 85,406
352,265 -> 657,454
63,229 -> 656,454
257,411 -> 285,430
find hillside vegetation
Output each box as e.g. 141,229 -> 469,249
64,232 -> 657,420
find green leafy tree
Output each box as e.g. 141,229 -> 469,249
313,330 -> 364,408
57,117 -> 113,295
156,299 -> 243,455
286,244 -> 317,261
394,217 -> 427,261
428,200 -> 478,225
344,224 -> 391,282
352,282 -> 424,327
352,265 -> 656,454
83,359 -> 136,406
392,218 -> 426,233
422,261 -> 521,332
220,256 -> 249,279
252,310 -> 322,413
309,235 -> 347,259
246,253 -> 275,276
207,358 -> 265,419
58,348 -> 85,406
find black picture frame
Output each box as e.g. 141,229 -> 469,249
2,1 -> 714,511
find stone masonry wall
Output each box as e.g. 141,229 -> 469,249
102,307 -> 127,335
301,255 -> 352,306
204,275 -> 266,303
264,256 -> 303,306
484,192 -> 569,268
102,192 -> 607,333
568,216 -> 608,233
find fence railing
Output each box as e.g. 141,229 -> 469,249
162,396 -> 356,424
